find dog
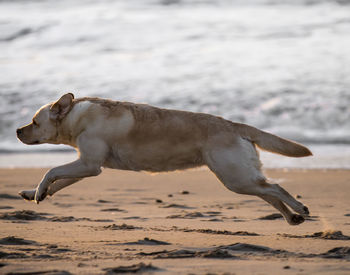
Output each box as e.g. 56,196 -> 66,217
17,93 -> 312,225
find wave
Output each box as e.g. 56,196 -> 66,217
0,28 -> 34,42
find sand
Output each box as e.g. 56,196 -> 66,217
0,168 -> 349,274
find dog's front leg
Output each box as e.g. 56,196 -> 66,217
19,178 -> 82,201
47,178 -> 82,197
34,159 -> 101,203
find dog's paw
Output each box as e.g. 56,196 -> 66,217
289,214 -> 305,226
34,188 -> 48,204
294,203 -> 310,217
302,206 -> 310,216
297,205 -> 310,217
19,189 -> 36,201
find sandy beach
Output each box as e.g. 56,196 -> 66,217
0,167 -> 349,274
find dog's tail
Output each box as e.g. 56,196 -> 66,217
235,123 -> 312,157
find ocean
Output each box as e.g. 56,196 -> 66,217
0,0 -> 349,167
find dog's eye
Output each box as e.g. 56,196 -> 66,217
32,120 -> 39,126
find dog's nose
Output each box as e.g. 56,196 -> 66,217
16,128 -> 22,135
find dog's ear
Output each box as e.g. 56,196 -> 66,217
50,93 -> 74,121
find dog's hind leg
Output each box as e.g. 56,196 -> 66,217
204,138 -> 309,224
204,139 -> 268,197
257,182 -> 309,216
259,195 -> 305,225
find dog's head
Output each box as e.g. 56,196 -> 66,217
17,93 -> 74,145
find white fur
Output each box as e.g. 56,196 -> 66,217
66,101 -> 92,129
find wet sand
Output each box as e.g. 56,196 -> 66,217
0,168 -> 349,274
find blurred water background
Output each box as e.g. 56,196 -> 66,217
0,0 -> 349,167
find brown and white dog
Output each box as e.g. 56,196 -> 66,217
17,93 -> 312,225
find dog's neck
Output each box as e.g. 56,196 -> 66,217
55,100 -> 97,147
55,120 -> 76,147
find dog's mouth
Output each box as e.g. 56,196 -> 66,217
19,139 -> 40,145
17,136 -> 40,145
